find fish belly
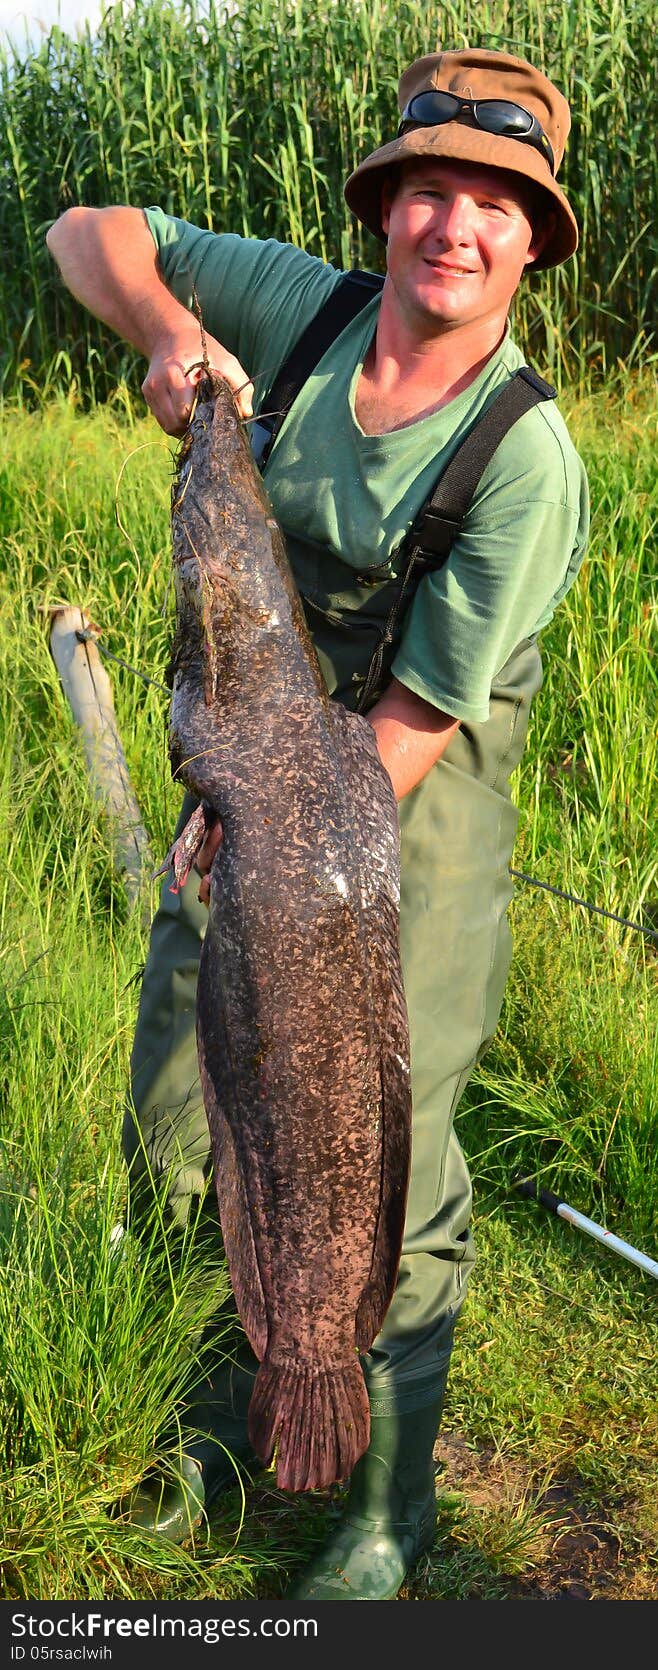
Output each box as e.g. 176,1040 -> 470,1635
197,718 -> 410,1491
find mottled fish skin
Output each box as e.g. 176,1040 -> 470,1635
168,376 -> 411,1491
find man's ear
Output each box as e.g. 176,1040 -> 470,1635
380,174 -> 396,238
525,210 -> 556,266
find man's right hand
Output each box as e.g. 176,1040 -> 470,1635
195,818 -> 224,907
142,332 -> 254,436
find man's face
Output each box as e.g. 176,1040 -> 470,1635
381,156 -> 545,332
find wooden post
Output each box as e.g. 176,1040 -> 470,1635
49,606 -> 154,916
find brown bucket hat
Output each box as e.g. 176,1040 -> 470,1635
344,48 -> 578,269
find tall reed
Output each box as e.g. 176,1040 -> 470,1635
0,0 -> 656,401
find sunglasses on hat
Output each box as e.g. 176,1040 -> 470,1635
398,90 -> 555,176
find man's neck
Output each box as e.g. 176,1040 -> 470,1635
354,283 -> 509,436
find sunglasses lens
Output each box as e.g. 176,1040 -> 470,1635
475,100 -> 533,136
405,91 -> 460,125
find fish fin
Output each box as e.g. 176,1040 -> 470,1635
248,1358 -> 370,1492
153,801 -> 214,891
354,922 -> 412,1353
196,1021 -> 269,1360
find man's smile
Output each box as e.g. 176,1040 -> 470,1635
423,259 -> 479,275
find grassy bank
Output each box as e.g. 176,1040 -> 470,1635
1,0 -> 657,399
0,377 -> 656,1600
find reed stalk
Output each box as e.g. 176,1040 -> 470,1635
0,0 -> 655,400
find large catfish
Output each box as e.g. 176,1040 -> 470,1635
165,374 -> 411,1492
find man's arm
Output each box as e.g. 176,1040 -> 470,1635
366,676 -> 459,801
46,205 -> 253,432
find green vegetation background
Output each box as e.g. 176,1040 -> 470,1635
0,0 -> 656,1605
1,0 -> 657,397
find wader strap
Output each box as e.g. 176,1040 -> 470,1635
251,269 -> 385,468
405,365 -> 557,563
355,368 -> 557,712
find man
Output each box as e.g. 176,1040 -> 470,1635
47,47 -> 588,1601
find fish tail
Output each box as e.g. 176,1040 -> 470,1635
248,1358 -> 370,1492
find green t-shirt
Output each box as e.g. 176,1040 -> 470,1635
144,209 -> 589,725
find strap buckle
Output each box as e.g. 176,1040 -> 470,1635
408,506 -> 462,561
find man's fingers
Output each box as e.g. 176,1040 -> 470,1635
194,818 -> 223,909
142,333 -> 254,434
200,354 -> 254,419
141,363 -> 196,435
226,363 -> 254,419
176,343 -> 254,413
196,819 -> 223,877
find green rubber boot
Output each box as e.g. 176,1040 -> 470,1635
116,1340 -> 260,1542
120,1450 -> 206,1543
287,1396 -> 445,1601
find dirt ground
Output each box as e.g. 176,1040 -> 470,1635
434,1431 -> 656,1600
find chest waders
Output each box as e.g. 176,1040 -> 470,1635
123,279 -> 551,1578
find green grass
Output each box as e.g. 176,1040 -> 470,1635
464,375 -> 658,1247
0,377 -> 656,1600
1,0 -> 657,399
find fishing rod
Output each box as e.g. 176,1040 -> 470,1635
515,1177 -> 658,1281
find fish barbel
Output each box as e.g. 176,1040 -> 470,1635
167,374 -> 411,1492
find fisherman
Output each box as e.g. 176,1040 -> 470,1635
47,47 -> 589,1601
